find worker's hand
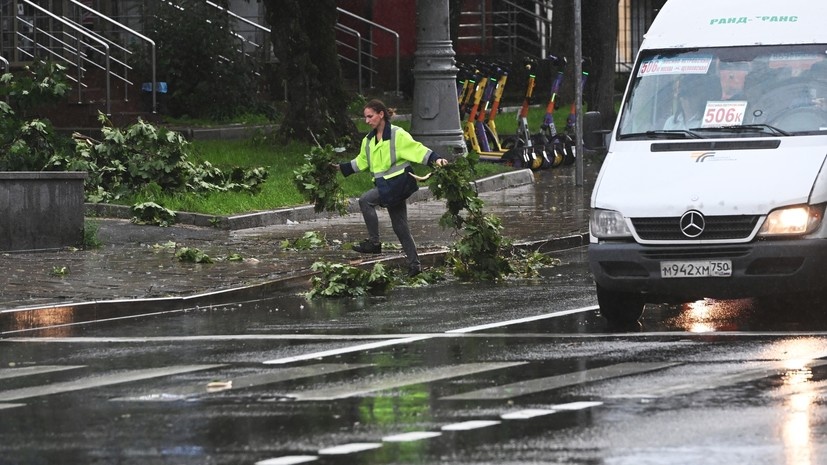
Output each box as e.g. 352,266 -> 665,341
435,158 -> 448,167
329,163 -> 341,171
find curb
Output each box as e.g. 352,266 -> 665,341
84,169 -> 536,230
0,232 -> 588,336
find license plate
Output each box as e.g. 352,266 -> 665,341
660,260 -> 732,278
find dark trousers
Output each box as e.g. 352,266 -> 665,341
359,187 -> 420,269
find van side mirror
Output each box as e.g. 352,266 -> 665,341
583,111 -> 611,153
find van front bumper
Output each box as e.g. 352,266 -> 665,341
588,239 -> 827,300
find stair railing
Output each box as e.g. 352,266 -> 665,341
336,7 -> 400,96
20,0 -> 111,115
1,55 -> 7,103
68,0 -> 156,112
335,23 -> 365,95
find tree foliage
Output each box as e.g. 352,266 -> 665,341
292,145 -> 349,215
48,114 -> 269,203
551,0 -> 620,129
264,0 -> 358,147
0,61 -> 72,171
139,0 -> 265,120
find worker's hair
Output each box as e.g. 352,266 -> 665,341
364,99 -> 395,123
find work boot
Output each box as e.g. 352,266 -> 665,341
407,266 -> 422,277
352,239 -> 381,254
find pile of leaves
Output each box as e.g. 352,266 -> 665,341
293,145 -> 349,215
280,231 -> 329,251
306,262 -> 393,299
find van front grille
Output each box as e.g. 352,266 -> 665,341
632,215 -> 760,241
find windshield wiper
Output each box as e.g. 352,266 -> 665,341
640,129 -> 702,139
700,124 -> 791,136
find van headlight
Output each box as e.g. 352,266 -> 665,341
590,209 -> 632,238
758,204 -> 825,236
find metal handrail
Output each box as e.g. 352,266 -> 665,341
335,23 -> 364,95
0,56 -> 7,103
336,7 -> 400,96
68,0 -> 156,112
21,0 -> 111,115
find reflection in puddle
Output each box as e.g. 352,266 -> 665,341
771,338 -> 824,465
671,298 -> 753,332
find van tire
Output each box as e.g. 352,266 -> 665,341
596,285 -> 646,324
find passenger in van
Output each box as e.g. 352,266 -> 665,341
663,74 -> 721,130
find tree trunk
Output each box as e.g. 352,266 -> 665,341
551,0 -> 618,130
583,0 -> 619,129
264,0 -> 358,147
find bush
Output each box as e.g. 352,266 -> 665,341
0,61 -> 73,171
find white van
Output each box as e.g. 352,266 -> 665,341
588,0 -> 827,324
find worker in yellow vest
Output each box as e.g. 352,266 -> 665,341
337,99 -> 448,277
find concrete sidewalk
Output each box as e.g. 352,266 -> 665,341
0,163 -> 596,333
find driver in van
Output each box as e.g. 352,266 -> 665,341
663,74 -> 721,130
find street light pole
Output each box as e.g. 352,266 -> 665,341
574,0 -> 584,186
410,0 -> 467,159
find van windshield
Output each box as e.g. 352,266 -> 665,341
617,45 -> 827,139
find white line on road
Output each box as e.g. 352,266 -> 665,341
255,456 -> 318,465
0,365 -> 84,380
262,307 -> 597,365
0,403 -> 25,410
317,442 -> 382,455
441,362 -> 678,400
441,420 -> 501,431
445,305 -> 599,333
0,365 -> 223,402
382,431 -> 442,442
262,335 -> 432,365
285,362 -> 525,401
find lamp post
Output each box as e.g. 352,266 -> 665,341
410,0 -> 467,159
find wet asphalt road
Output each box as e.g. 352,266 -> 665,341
4,248 -> 827,465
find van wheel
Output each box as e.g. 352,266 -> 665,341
596,286 -> 646,325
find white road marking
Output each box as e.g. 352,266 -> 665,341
0,365 -> 223,402
441,362 -> 677,400
285,362 -> 525,401
500,402 -> 604,420
317,442 -> 382,455
382,431 -> 442,442
0,403 -> 25,410
500,408 -> 557,420
441,420 -> 501,431
255,456 -> 318,465
110,363 -> 372,402
262,335 -> 432,365
445,306 -> 599,333
0,365 -> 84,380
553,401 -> 604,410
609,359 -> 827,398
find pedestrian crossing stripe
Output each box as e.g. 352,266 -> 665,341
317,442 -> 382,455
441,362 -> 678,400
500,401 -> 605,420
0,365 -> 223,402
382,431 -> 442,442
255,456 -> 318,465
0,365 -> 84,380
0,403 -> 25,410
284,362 -> 526,401
606,359 -> 827,398
441,420 -> 501,431
110,363 -> 373,402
